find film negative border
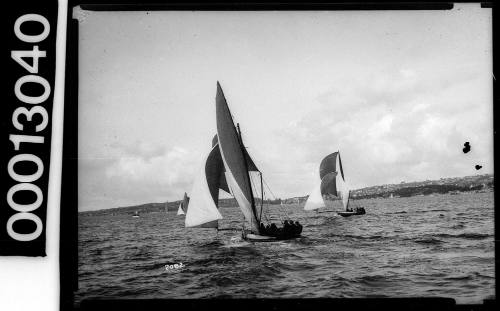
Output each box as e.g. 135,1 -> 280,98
1,1 -> 58,257
60,1 -> 496,311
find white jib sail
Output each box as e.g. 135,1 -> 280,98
185,152 -> 223,228
340,181 -> 350,210
177,203 -> 185,215
304,180 -> 325,210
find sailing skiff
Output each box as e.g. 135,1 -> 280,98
176,192 -> 190,216
185,82 -> 302,241
304,151 -> 365,216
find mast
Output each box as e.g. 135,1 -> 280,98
258,172 -> 264,223
236,123 -> 260,229
345,190 -> 350,211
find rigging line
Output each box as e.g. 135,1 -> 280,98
262,177 -> 287,218
251,175 -> 261,219
262,177 -> 277,200
260,174 -> 289,221
260,189 -> 273,224
258,172 -> 264,223
262,179 -> 287,219
267,194 -> 285,222
249,172 -> 257,197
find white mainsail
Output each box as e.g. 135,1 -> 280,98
185,145 -> 224,228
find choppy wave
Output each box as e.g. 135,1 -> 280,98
435,233 -> 492,240
76,192 -> 495,305
414,237 -> 444,245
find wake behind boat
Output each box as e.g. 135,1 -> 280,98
304,151 -> 366,217
185,82 -> 302,241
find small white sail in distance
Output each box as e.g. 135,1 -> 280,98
304,181 -> 325,210
177,202 -> 185,215
185,146 -> 224,228
339,180 -> 350,210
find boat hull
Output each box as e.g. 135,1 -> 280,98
243,233 -> 277,242
242,230 -> 300,242
337,212 -> 356,217
337,209 -> 366,217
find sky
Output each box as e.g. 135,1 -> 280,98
75,4 -> 493,211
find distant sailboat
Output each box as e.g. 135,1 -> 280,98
176,202 -> 185,215
304,151 -> 365,217
177,192 -> 190,216
185,82 -> 302,240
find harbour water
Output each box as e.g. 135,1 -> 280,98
76,191 -> 495,305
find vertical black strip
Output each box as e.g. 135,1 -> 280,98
1,0 -> 57,256
60,14 -> 79,311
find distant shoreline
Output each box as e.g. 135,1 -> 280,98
79,173 -> 493,215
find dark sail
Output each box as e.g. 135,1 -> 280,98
306,151 -> 349,210
211,135 -> 230,193
243,147 -> 259,171
320,171 -> 338,197
182,192 -> 190,213
320,152 -> 340,180
206,144 -> 225,203
213,134 -> 258,171
196,145 -> 224,228
185,144 -> 223,228
215,82 -> 259,232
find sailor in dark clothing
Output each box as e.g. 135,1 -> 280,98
283,220 -> 290,234
260,222 -> 266,234
270,223 -> 278,235
295,221 -> 302,234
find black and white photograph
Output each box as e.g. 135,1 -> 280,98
74,4 -> 494,305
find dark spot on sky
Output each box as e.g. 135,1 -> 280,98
475,165 -> 482,170
462,142 -> 470,153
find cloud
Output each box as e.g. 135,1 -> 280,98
79,144 -> 202,211
276,66 -> 493,190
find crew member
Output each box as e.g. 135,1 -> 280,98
270,223 -> 278,235
295,221 -> 303,234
